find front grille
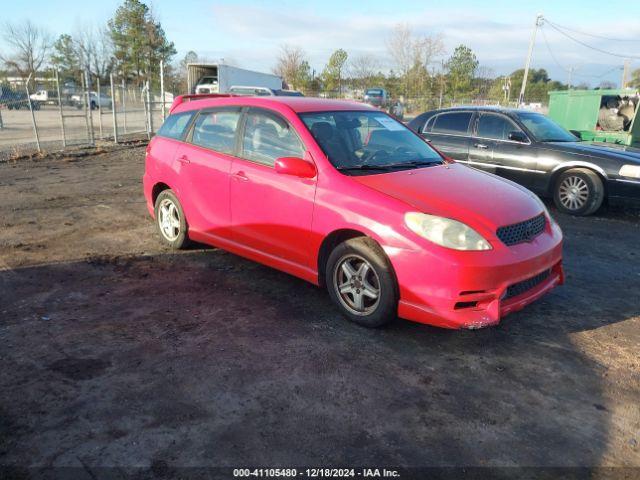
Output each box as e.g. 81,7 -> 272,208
496,214 -> 546,246
504,269 -> 551,300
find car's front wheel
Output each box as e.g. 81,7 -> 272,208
154,190 -> 190,249
553,168 -> 604,216
326,237 -> 397,328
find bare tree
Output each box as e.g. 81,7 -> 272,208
273,44 -> 306,89
475,65 -> 496,100
386,23 -> 445,96
75,23 -> 114,80
386,23 -> 414,77
349,54 -> 380,89
0,20 -> 52,83
413,33 -> 445,71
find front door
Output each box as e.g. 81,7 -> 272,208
229,108 -> 316,267
471,112 -> 538,188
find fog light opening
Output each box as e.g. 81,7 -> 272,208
454,301 -> 479,310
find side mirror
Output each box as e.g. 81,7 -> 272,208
274,157 -> 316,178
508,131 -> 528,143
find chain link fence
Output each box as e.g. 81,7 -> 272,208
0,64 -> 171,162
1,65 -> 538,162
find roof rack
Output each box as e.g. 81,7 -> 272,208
169,93 -> 236,114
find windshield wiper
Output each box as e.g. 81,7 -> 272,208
336,164 -> 395,171
337,160 -> 442,172
386,160 -> 442,168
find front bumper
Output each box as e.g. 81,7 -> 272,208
393,220 -> 564,329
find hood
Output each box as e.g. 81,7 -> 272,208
352,163 -> 543,231
540,141 -> 640,165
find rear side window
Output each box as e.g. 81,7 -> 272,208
157,111 -> 195,140
476,113 -> 522,141
423,115 -> 436,133
241,110 -> 304,167
432,112 -> 472,135
191,109 -> 241,154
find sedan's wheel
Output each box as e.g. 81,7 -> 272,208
553,168 -> 604,216
154,190 -> 190,249
326,237 -> 397,328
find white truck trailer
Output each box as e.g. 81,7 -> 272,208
187,63 -> 282,94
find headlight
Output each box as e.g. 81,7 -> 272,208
404,212 -> 492,251
619,165 -> 640,179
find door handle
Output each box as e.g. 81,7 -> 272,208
177,155 -> 190,165
474,143 -> 488,149
232,171 -> 249,181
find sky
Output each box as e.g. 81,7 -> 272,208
1,0 -> 639,86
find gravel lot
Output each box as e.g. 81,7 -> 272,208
1,146 -> 639,475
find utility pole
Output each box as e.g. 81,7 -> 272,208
439,60 -> 445,109
518,13 -> 544,107
567,67 -> 575,90
502,76 -> 511,104
621,59 -> 630,89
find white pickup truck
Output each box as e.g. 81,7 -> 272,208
29,90 -> 58,105
71,91 -> 113,110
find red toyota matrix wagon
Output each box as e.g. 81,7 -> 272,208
143,95 -> 564,329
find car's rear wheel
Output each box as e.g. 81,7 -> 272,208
326,237 -> 397,328
553,168 -> 604,216
154,190 -> 190,249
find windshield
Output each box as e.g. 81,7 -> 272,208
365,89 -> 383,97
300,111 -> 443,174
515,111 -> 578,142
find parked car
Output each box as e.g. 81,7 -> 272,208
363,88 -> 389,108
0,86 -> 37,110
144,95 -> 563,329
73,91 -> 113,110
194,75 -> 218,94
228,86 -> 304,97
408,107 -> 640,215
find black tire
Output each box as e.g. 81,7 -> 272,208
154,189 -> 190,249
553,168 -> 604,216
325,237 -> 398,328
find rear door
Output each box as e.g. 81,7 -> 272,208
174,107 -> 242,238
421,111 -> 473,162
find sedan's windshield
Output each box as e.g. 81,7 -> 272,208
514,111 -> 578,143
300,111 -> 443,174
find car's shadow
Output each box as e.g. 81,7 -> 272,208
2,209 -> 638,471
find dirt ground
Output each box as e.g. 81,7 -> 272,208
1,146 -> 639,475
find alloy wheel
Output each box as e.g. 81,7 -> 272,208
158,198 -> 181,241
558,175 -> 589,211
333,254 -> 381,316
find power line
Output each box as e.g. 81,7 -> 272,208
540,27 -> 623,80
544,19 -> 640,60
544,19 -> 640,43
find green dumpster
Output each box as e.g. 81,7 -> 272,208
548,89 -> 640,146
